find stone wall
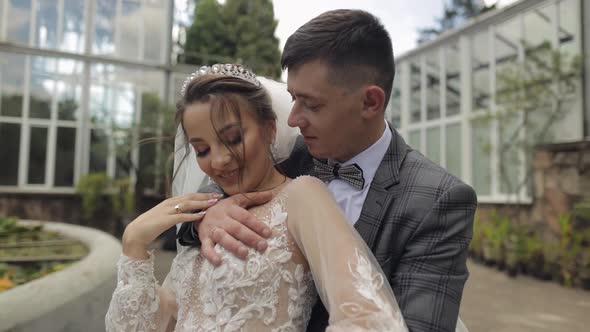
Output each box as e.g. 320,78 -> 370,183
478,140 -> 590,239
0,192 -> 163,237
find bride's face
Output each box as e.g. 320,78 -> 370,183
182,98 -> 275,196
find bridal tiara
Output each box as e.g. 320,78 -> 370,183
180,63 -> 261,97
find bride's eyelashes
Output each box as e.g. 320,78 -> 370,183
194,135 -> 243,158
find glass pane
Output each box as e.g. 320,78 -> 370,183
7,0 -> 32,45
90,128 -> 108,173
54,127 -> 76,186
446,123 -> 462,178
57,83 -> 81,121
143,4 -> 164,62
389,71 -> 401,127
498,114 -> 521,194
29,74 -> 53,119
0,53 -> 26,117
408,130 -> 421,151
35,0 -> 59,49
559,0 -> 581,55
113,85 -> 136,129
114,130 -> 131,179
495,18 -> 520,106
410,61 -> 421,123
425,50 -> 440,120
472,30 -> 490,111
445,42 -> 461,116
118,0 -> 141,60
89,85 -> 113,126
0,123 -> 21,185
471,119 -> 491,195
426,127 -> 441,164
94,0 -> 117,55
61,0 -> 86,53
138,131 -> 156,190
523,4 -> 553,50
28,126 -> 48,184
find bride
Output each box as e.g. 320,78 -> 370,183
105,64 -> 409,331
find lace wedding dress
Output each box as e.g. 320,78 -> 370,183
105,177 -> 407,331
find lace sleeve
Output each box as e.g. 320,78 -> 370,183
286,177 -> 408,332
105,252 -> 177,332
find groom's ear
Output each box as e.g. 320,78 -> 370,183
360,85 -> 385,120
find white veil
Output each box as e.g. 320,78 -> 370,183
171,76 -> 299,208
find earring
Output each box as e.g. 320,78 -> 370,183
270,141 -> 279,160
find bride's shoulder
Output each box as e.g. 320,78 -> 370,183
285,176 -> 330,204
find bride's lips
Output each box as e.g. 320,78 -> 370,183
216,170 -> 239,183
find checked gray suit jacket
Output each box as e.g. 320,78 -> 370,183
279,127 -> 477,332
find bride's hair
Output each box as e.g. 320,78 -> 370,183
174,74 -> 279,192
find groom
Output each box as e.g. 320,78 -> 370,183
178,9 -> 476,332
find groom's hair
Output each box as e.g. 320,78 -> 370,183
281,9 -> 395,106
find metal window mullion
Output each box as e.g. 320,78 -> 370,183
18,56 -> 32,187
130,85 -> 141,190
419,55 -> 426,153
1,0 -> 8,40
399,61 -> 410,138
107,85 -> 116,178
56,0 -> 64,49
138,1 -> 145,61
30,0 -> 38,47
440,47 -> 447,168
517,11 -> 528,201
490,25 -> 500,198
115,0 -> 122,58
46,77 -> 59,188
85,0 -> 95,55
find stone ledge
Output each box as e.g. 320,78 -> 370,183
0,220 -> 122,332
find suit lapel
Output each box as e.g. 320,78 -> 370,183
354,126 -> 409,249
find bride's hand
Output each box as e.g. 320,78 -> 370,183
122,193 -> 221,260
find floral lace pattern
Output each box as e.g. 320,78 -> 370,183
106,188 -> 317,332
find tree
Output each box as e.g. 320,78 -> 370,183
182,0 -> 282,78
417,0 -> 496,44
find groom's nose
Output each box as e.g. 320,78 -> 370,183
287,104 -> 307,129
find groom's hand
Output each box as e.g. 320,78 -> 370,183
198,191 -> 274,266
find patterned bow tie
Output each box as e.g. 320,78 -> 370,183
312,159 -> 365,190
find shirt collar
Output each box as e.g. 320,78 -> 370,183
328,121 -> 392,190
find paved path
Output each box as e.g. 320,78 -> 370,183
152,246 -> 590,331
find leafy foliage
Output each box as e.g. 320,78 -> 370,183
182,0 -> 282,78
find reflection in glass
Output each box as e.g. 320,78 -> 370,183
426,127 -> 441,164
139,131 -> 156,190
446,123 -> 462,177
114,130 -> 131,179
0,53 -> 26,117
90,129 -> 108,173
29,75 -> 53,119
28,127 -> 48,184
118,0 -> 141,60
425,50 -> 440,120
495,18 -> 520,106
90,85 -> 113,126
54,127 -> 76,186
471,119 -> 491,195
410,61 -> 421,123
35,0 -> 59,49
113,86 -> 136,129
7,0 -> 32,45
445,42 -> 461,116
0,123 -> 21,185
472,30 -> 490,111
62,0 -> 86,53
94,0 -> 117,55
57,84 -> 81,121
408,130 -> 421,151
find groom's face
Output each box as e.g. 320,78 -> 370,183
287,60 -> 366,162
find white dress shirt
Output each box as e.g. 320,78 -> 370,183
325,122 -> 392,225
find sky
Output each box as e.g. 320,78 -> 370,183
272,0 -> 518,58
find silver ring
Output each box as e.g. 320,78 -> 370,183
174,203 -> 182,214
